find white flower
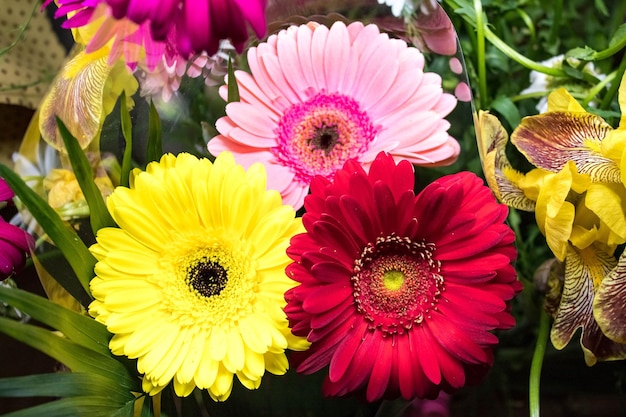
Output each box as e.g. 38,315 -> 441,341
11,141 -> 61,236
377,0 -> 414,17
521,54 -> 605,113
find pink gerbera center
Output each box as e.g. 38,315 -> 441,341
273,93 -> 378,183
352,234 -> 444,335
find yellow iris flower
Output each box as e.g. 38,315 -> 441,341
39,3 -> 137,153
477,72 -> 626,364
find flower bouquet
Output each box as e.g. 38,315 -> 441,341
1,0 -> 626,416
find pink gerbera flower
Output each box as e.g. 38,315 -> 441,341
284,153 -> 521,401
208,21 -> 460,209
0,179 -> 34,280
104,0 -> 267,56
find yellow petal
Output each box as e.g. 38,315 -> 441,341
475,111 -> 535,210
264,352 -> 289,375
547,87 -> 586,112
208,364 -> 234,401
584,183 -> 626,243
223,329 -> 245,373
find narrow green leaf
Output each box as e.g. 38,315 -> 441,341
561,63 -> 584,80
56,117 -> 116,235
0,317 -> 137,391
594,0 -> 609,16
1,396 -> 135,417
32,250 -> 85,313
490,95 -> 521,129
227,56 -> 239,103
0,286 -> 110,354
140,394 -> 153,417
146,101 -> 163,165
0,373 -> 133,401
120,91 -> 134,188
0,164 -> 95,297
609,23 -> 626,49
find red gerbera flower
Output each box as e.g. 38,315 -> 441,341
284,152 -> 521,401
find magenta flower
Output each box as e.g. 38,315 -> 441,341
104,0 -> 268,56
208,21 -> 459,209
0,178 -> 14,203
284,153 -> 520,401
0,222 -> 34,281
44,0 -> 171,70
0,179 -> 34,280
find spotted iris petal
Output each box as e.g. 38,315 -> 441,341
512,110 -> 620,183
475,111 -> 535,211
594,250 -> 626,344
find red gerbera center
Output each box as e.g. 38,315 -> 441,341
352,234 -> 444,335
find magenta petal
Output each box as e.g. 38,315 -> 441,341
232,0 -> 267,37
0,179 -> 14,202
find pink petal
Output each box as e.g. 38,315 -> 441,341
323,22 -> 350,93
223,102 -> 277,140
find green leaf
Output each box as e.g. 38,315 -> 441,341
0,373 -> 133,401
0,164 -> 95,298
56,117 -> 116,235
0,285 -> 110,355
565,46 -> 596,61
140,394 -> 154,417
561,63 -> 584,80
0,317 -> 137,390
609,23 -> 626,49
0,396 -> 135,417
120,91 -> 133,188
146,100 -> 163,165
32,250 -> 85,313
490,95 -> 521,129
227,56 -> 239,103
594,0 -> 609,16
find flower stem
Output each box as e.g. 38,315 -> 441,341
443,0 -> 566,77
600,51 -> 626,110
529,308 -> 550,417
473,0 -> 487,108
593,34 -> 626,61
582,71 -> 616,107
481,26 -> 565,77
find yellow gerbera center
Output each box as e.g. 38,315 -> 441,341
160,233 -> 257,329
383,269 -> 405,291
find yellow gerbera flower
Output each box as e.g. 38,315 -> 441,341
88,152 -> 309,400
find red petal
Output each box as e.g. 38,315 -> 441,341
410,327 -> 441,385
302,282 -> 353,314
329,319 -> 368,381
366,337 -> 394,401
427,311 -> 489,364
